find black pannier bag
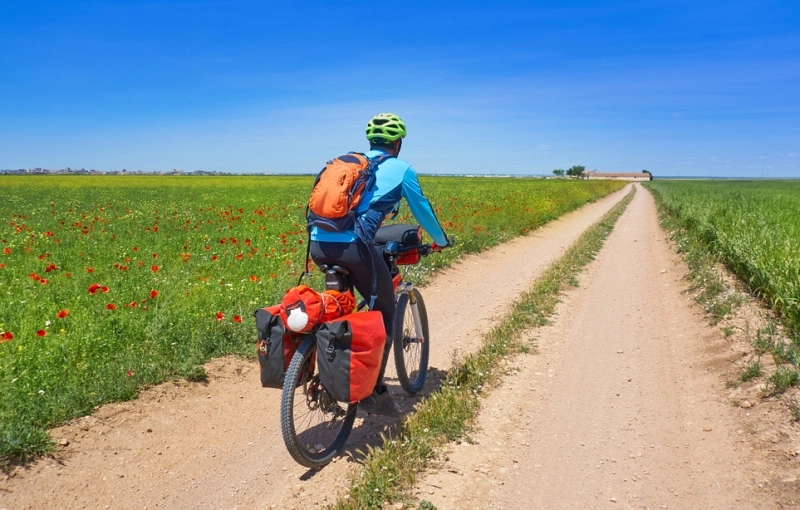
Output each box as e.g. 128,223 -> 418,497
254,305 -> 293,388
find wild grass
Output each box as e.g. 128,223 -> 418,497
646,181 -> 800,403
332,186 -> 636,509
645,180 -> 800,339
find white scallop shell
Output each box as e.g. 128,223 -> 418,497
286,309 -> 309,332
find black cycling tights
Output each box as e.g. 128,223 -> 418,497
309,240 -> 394,391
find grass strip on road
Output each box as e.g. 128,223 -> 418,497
333,185 -> 636,509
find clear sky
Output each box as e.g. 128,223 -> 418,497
1,1 -> 798,177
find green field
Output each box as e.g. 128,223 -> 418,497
0,175 -> 625,461
645,180 -> 800,340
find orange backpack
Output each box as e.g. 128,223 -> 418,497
307,152 -> 392,233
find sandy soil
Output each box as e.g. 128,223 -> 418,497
0,186 -> 631,509
416,185 -> 800,509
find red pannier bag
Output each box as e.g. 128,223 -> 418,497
315,311 -> 386,403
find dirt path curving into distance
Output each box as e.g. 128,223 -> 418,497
416,184 -> 800,509
2,184 -> 797,509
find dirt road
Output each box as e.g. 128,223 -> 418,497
417,185 -> 800,509
0,186 -> 632,509
3,184 -> 797,509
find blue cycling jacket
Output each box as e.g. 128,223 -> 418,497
310,148 -> 448,246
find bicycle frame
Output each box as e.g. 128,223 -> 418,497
281,236 -> 435,468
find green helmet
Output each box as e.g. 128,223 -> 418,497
366,113 -> 407,142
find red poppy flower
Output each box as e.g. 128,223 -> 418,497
270,273 -> 276,279
29,272 -> 41,281
127,370 -> 135,377
151,265 -> 159,272
56,310 -> 69,319
128,301 -> 137,308
245,238 -> 251,246
106,303 -> 117,310
101,286 -> 109,293
133,246 -> 139,251
149,290 -> 159,299
215,312 -> 224,321
40,279 -> 49,285
36,329 -> 47,337
219,239 -> 226,245
3,248 -> 11,255
249,275 -> 259,282
204,245 -> 210,251
65,272 -> 72,277
0,332 -> 13,342
0,263 -> 5,269
233,315 -> 242,323
211,255 -> 218,261
235,253 -> 243,261
152,253 -> 158,258
88,283 -> 102,294
86,267 -> 94,273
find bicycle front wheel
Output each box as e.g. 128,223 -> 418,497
280,335 -> 357,469
393,288 -> 430,395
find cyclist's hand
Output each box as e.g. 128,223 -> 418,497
431,235 -> 455,253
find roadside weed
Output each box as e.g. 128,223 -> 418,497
739,361 -> 762,383
767,367 -> 800,395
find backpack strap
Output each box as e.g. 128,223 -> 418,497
297,230 -> 312,286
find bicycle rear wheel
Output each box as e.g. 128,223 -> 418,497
280,335 -> 357,468
393,288 -> 430,395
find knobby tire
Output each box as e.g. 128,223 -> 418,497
393,288 -> 430,395
280,335 -> 357,469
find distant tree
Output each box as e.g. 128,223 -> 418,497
642,169 -> 653,181
566,165 -> 585,177
552,169 -> 565,177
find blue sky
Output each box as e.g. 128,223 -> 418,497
1,1 -> 798,177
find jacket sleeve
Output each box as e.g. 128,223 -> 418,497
401,166 -> 449,246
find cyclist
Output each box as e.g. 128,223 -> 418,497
308,112 -> 450,416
